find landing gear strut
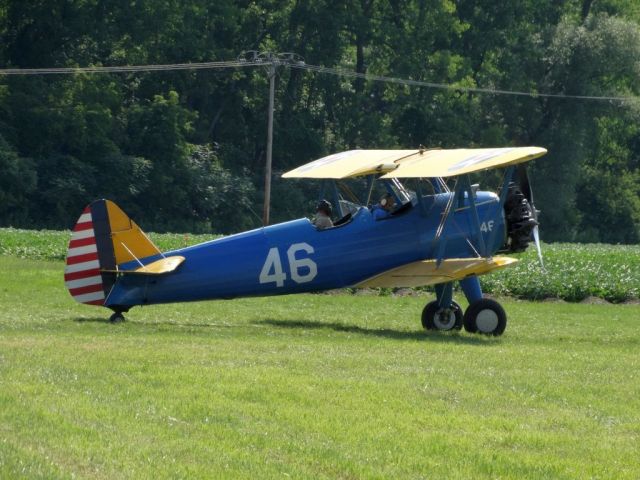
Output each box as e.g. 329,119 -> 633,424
421,282 -> 463,332
421,276 -> 508,336
460,276 -> 507,336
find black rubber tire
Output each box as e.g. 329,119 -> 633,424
463,298 -> 507,336
421,300 -> 463,331
109,312 -> 125,323
462,308 -> 478,333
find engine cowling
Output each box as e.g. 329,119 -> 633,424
501,183 -> 538,253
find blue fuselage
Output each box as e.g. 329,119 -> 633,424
105,191 -> 505,308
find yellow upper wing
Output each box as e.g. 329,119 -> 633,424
281,149 -> 420,179
282,147 -> 546,179
382,147 -> 547,178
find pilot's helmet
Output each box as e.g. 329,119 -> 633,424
380,194 -> 395,209
316,199 -> 332,216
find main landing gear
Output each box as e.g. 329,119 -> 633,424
421,300 -> 463,331
421,276 -> 507,336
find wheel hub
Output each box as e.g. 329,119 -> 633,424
476,309 -> 499,333
434,308 -> 456,330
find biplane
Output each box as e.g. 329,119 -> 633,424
64,146 -> 546,336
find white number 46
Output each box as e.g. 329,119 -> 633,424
259,242 -> 318,287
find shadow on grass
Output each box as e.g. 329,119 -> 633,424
71,316 -> 497,345
73,317 -> 113,324
72,316 -> 243,329
259,318 -> 496,345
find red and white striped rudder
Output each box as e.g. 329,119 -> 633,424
64,206 -> 106,306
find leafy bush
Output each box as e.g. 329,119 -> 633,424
480,243 -> 640,303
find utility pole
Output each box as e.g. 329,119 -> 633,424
238,51 -> 304,226
263,60 -> 276,226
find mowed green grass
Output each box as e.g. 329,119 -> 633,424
1,256 -> 639,479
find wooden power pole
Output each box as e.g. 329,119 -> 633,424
263,61 -> 276,226
238,51 -> 304,227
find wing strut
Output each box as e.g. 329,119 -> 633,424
433,173 -> 503,265
433,179 -> 465,265
460,175 -> 487,257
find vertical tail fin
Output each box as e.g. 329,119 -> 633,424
64,199 -> 161,306
64,204 -> 106,305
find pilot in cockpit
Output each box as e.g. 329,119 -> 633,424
313,199 -> 334,229
372,194 -> 395,220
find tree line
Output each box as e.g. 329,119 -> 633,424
0,0 -> 639,241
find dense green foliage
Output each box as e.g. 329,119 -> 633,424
1,256 -> 639,478
2,227 -> 638,302
0,1 -> 639,240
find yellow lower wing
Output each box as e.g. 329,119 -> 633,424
356,257 -> 517,288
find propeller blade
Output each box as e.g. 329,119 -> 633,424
518,164 -> 544,268
532,224 -> 545,270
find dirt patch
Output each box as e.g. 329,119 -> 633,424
320,288 -> 350,295
392,288 -> 415,297
542,297 -> 567,303
580,296 -> 610,305
354,288 -> 378,296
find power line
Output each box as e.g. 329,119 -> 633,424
0,56 -> 637,103
0,60 -> 263,75
289,63 -> 638,103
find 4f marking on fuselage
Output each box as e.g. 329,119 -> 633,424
480,221 -> 494,232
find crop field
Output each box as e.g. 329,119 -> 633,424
0,229 -> 639,478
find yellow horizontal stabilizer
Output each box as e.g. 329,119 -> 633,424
282,149 -> 419,179
382,147 -> 546,178
102,256 -> 185,275
356,257 -> 517,288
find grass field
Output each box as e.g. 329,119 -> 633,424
0,255 -> 639,479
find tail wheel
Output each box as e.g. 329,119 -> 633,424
422,301 -> 463,331
463,299 -> 507,336
109,312 -> 125,323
